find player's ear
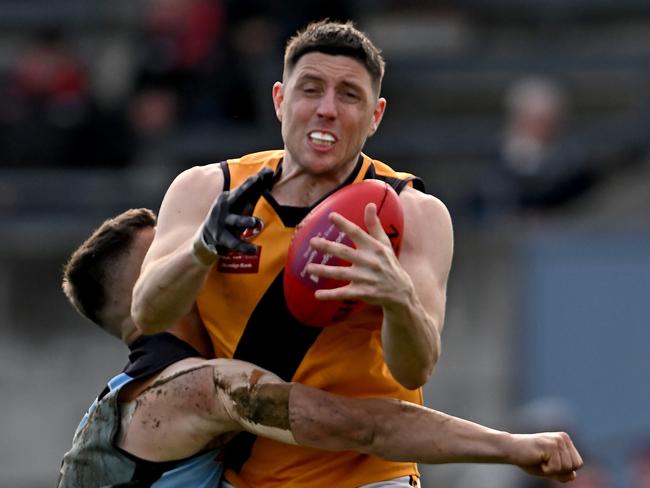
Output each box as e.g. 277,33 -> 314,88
272,82 -> 284,122
368,97 -> 386,137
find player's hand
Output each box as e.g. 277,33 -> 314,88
510,432 -> 583,483
306,202 -> 412,308
195,167 -> 273,262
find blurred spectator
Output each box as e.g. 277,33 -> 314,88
502,77 -> 568,179
0,28 -> 128,168
473,76 -> 597,222
131,1 -> 356,129
116,83 -> 184,206
128,87 -> 179,139
226,0 -> 352,43
221,1 -> 354,125
134,0 -> 258,124
124,84 -> 180,174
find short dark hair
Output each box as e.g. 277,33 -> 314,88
284,20 -> 385,94
62,208 -> 156,329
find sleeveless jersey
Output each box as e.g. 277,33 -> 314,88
57,334 -> 224,488
196,150 -> 426,487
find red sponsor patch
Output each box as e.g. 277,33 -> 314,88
217,247 -> 261,274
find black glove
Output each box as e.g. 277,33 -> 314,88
196,167 -> 274,259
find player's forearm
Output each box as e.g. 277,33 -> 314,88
367,399 -> 514,464
288,384 -> 512,464
132,239 -> 212,334
381,289 -> 441,389
369,401 -> 583,480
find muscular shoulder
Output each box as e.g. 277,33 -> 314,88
146,357 -> 282,398
142,357 -> 285,428
153,163 -> 225,238
117,357 -> 235,460
118,357 -> 209,403
168,163 -> 225,197
138,358 -> 217,410
400,186 -> 452,229
399,187 -> 454,277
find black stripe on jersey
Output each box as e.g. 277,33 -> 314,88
364,162 -> 426,193
233,271 -> 322,381
264,203 -> 311,228
220,161 -> 231,191
224,271 -> 323,471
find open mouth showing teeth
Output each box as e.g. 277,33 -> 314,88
309,131 -> 336,145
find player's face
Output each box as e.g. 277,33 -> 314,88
273,52 -> 386,178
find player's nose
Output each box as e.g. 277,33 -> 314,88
316,90 -> 338,119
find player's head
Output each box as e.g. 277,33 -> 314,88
283,20 -> 385,96
62,208 -> 156,343
274,20 -> 387,177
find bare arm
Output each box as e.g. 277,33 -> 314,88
117,357 -> 581,482
131,165 -> 224,333
307,187 -> 453,388
288,384 -> 583,483
380,188 -> 453,388
132,166 -> 274,334
118,358 -> 299,461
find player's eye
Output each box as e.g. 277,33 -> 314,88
340,90 -> 360,103
301,83 -> 320,95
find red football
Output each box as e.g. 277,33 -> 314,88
284,179 -> 404,327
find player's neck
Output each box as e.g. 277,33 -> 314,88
274,156 -> 359,206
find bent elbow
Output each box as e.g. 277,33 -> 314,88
389,363 -> 430,390
395,320 -> 442,390
130,292 -> 167,335
131,302 -> 154,334
393,354 -> 438,390
130,275 -> 166,333
397,371 -> 429,391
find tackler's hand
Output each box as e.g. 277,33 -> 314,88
194,167 -> 274,263
511,432 -> 584,483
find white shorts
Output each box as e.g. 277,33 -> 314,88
360,476 -> 420,488
222,475 -> 419,488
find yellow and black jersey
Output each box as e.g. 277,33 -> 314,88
196,150 -> 426,488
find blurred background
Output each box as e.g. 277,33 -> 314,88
0,1 -> 648,487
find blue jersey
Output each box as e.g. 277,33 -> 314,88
57,334 -> 223,487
